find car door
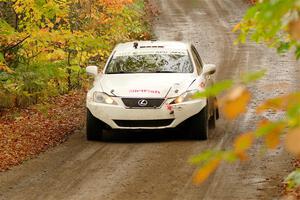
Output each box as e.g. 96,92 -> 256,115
191,45 -> 215,117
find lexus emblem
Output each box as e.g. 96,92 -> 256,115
138,99 -> 148,107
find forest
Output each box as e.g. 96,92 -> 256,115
0,0 -> 150,108
0,0 -> 300,199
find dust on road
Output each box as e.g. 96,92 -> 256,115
0,0 -> 298,199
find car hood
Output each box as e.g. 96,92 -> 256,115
98,73 -> 197,98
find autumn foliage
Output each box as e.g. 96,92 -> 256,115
0,0 -> 150,108
192,1 -> 300,193
0,90 -> 85,171
192,74 -> 300,186
0,0 -> 151,170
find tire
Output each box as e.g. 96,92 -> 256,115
208,108 -> 216,129
188,106 -> 209,140
216,107 -> 220,120
215,97 -> 220,120
86,109 -> 103,141
209,97 -> 218,129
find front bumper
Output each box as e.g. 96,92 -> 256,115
86,97 -> 206,129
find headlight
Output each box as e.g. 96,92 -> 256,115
93,92 -> 117,105
172,90 -> 198,104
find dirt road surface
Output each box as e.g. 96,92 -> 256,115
0,0 -> 298,199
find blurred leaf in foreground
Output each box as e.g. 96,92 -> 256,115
193,80 -> 233,99
264,123 -> 285,149
220,85 -> 251,120
285,169 -> 300,189
241,70 -> 266,84
193,158 -> 221,185
233,132 -> 254,160
285,128 -> 300,156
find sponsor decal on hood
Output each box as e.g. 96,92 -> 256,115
98,73 -> 197,98
129,89 -> 161,94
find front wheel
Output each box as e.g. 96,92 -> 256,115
188,106 -> 209,140
209,97 -> 219,129
209,108 -> 217,129
86,109 -> 103,141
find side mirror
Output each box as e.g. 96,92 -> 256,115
86,65 -> 98,77
203,64 -> 216,76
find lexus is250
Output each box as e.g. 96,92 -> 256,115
86,41 -> 218,140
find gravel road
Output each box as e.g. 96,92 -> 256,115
0,0 -> 298,199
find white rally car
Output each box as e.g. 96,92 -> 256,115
86,41 -> 218,140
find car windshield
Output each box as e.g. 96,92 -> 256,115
105,50 -> 193,74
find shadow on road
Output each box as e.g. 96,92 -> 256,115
100,129 -> 200,143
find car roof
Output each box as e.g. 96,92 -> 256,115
114,41 -> 190,52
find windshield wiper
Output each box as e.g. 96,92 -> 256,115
107,71 -> 178,74
107,71 -> 134,74
155,70 -> 177,73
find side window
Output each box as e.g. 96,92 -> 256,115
193,47 -> 204,67
191,46 -> 202,75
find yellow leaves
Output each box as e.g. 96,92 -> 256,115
55,17 -> 62,24
257,94 -> 300,113
46,49 -> 66,62
234,132 -> 254,153
265,126 -> 284,149
232,23 -> 241,32
285,128 -> 300,156
265,131 -> 281,149
255,120 -> 285,150
190,71 -> 300,187
288,20 -> 300,40
101,0 -> 133,8
220,85 -> 251,120
233,132 -> 254,160
88,0 -> 134,14
193,158 -> 221,185
257,96 -> 287,113
40,28 -> 50,33
0,62 -> 14,74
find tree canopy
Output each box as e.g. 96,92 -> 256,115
0,0 -> 150,107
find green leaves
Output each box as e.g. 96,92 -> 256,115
0,0 -> 150,108
0,19 -> 15,35
193,70 -> 265,100
234,132 -> 254,155
194,80 -> 233,98
193,0 -> 300,191
241,70 -> 266,84
236,0 -> 300,59
285,169 -> 300,189
0,53 -> 4,61
189,150 -> 219,165
277,42 -> 291,54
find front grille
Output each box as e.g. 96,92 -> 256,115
122,98 -> 165,108
114,119 -> 174,127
